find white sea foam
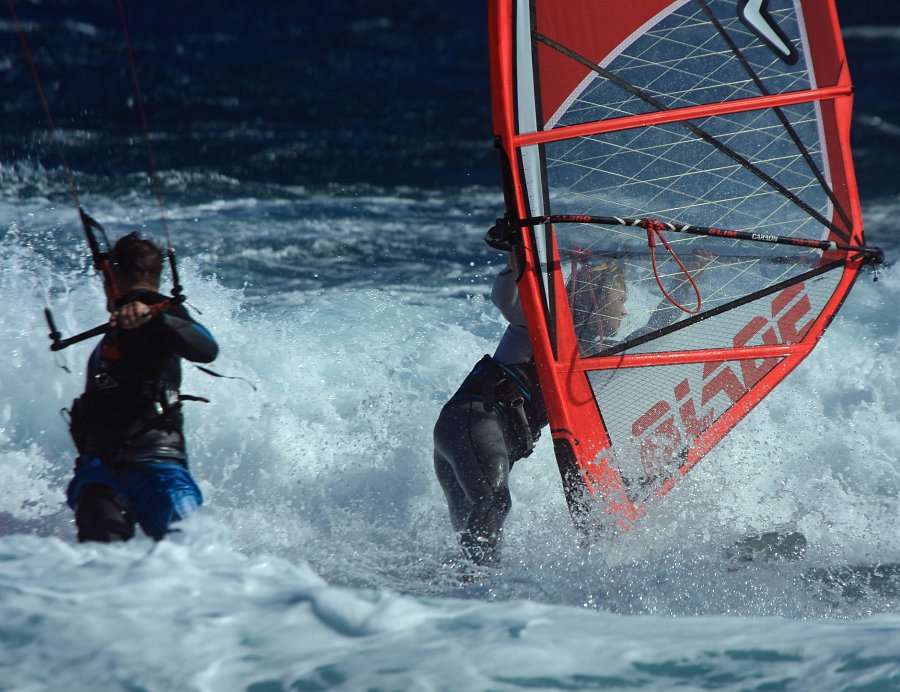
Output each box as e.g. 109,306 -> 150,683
1,191 -> 899,689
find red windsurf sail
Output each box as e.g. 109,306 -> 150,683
489,0 -> 878,532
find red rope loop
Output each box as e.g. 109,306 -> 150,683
639,218 -> 703,315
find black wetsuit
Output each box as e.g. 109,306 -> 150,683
433,355 -> 547,565
67,289 -> 218,541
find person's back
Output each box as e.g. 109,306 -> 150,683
74,288 -> 215,465
66,232 -> 218,542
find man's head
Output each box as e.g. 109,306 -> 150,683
567,260 -> 627,350
590,261 -> 627,335
112,232 -> 163,291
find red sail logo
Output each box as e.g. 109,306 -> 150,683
631,282 -> 815,473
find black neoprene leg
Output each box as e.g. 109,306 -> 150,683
74,483 -> 136,543
459,485 -> 511,566
433,400 -> 512,565
434,449 -> 472,533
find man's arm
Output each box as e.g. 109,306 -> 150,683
158,312 -> 218,363
491,251 -> 526,327
112,299 -> 218,363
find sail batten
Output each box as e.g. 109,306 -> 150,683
515,84 -> 852,147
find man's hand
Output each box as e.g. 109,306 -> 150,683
110,301 -> 153,330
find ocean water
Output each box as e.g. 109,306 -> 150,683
2,1 -> 900,690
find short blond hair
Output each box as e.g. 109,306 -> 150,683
566,260 -> 626,349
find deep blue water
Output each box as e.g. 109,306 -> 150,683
2,0 -> 897,195
1,0 -> 492,188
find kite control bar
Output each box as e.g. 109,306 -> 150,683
510,214 -> 885,266
45,309 -> 108,352
45,296 -> 184,352
44,207 -> 185,352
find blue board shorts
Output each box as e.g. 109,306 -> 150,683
66,457 -> 203,541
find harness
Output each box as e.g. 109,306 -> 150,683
464,355 -> 545,462
68,323 -> 197,465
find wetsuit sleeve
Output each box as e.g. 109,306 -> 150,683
158,312 -> 219,363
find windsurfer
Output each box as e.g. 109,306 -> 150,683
566,259 -> 629,356
433,247 -> 548,566
434,236 -> 712,565
65,232 -> 218,542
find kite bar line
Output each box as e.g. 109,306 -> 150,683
115,0 -> 182,300
516,214 -> 885,265
8,0 -> 190,351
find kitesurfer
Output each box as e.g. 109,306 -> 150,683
65,232 -> 218,542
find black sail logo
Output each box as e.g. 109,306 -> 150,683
738,0 -> 800,65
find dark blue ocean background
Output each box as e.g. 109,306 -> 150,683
2,2 -> 900,689
2,0 -> 898,190
3,1 -> 897,294
2,0 -> 897,299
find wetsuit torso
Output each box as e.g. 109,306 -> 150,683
69,289 -> 218,466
